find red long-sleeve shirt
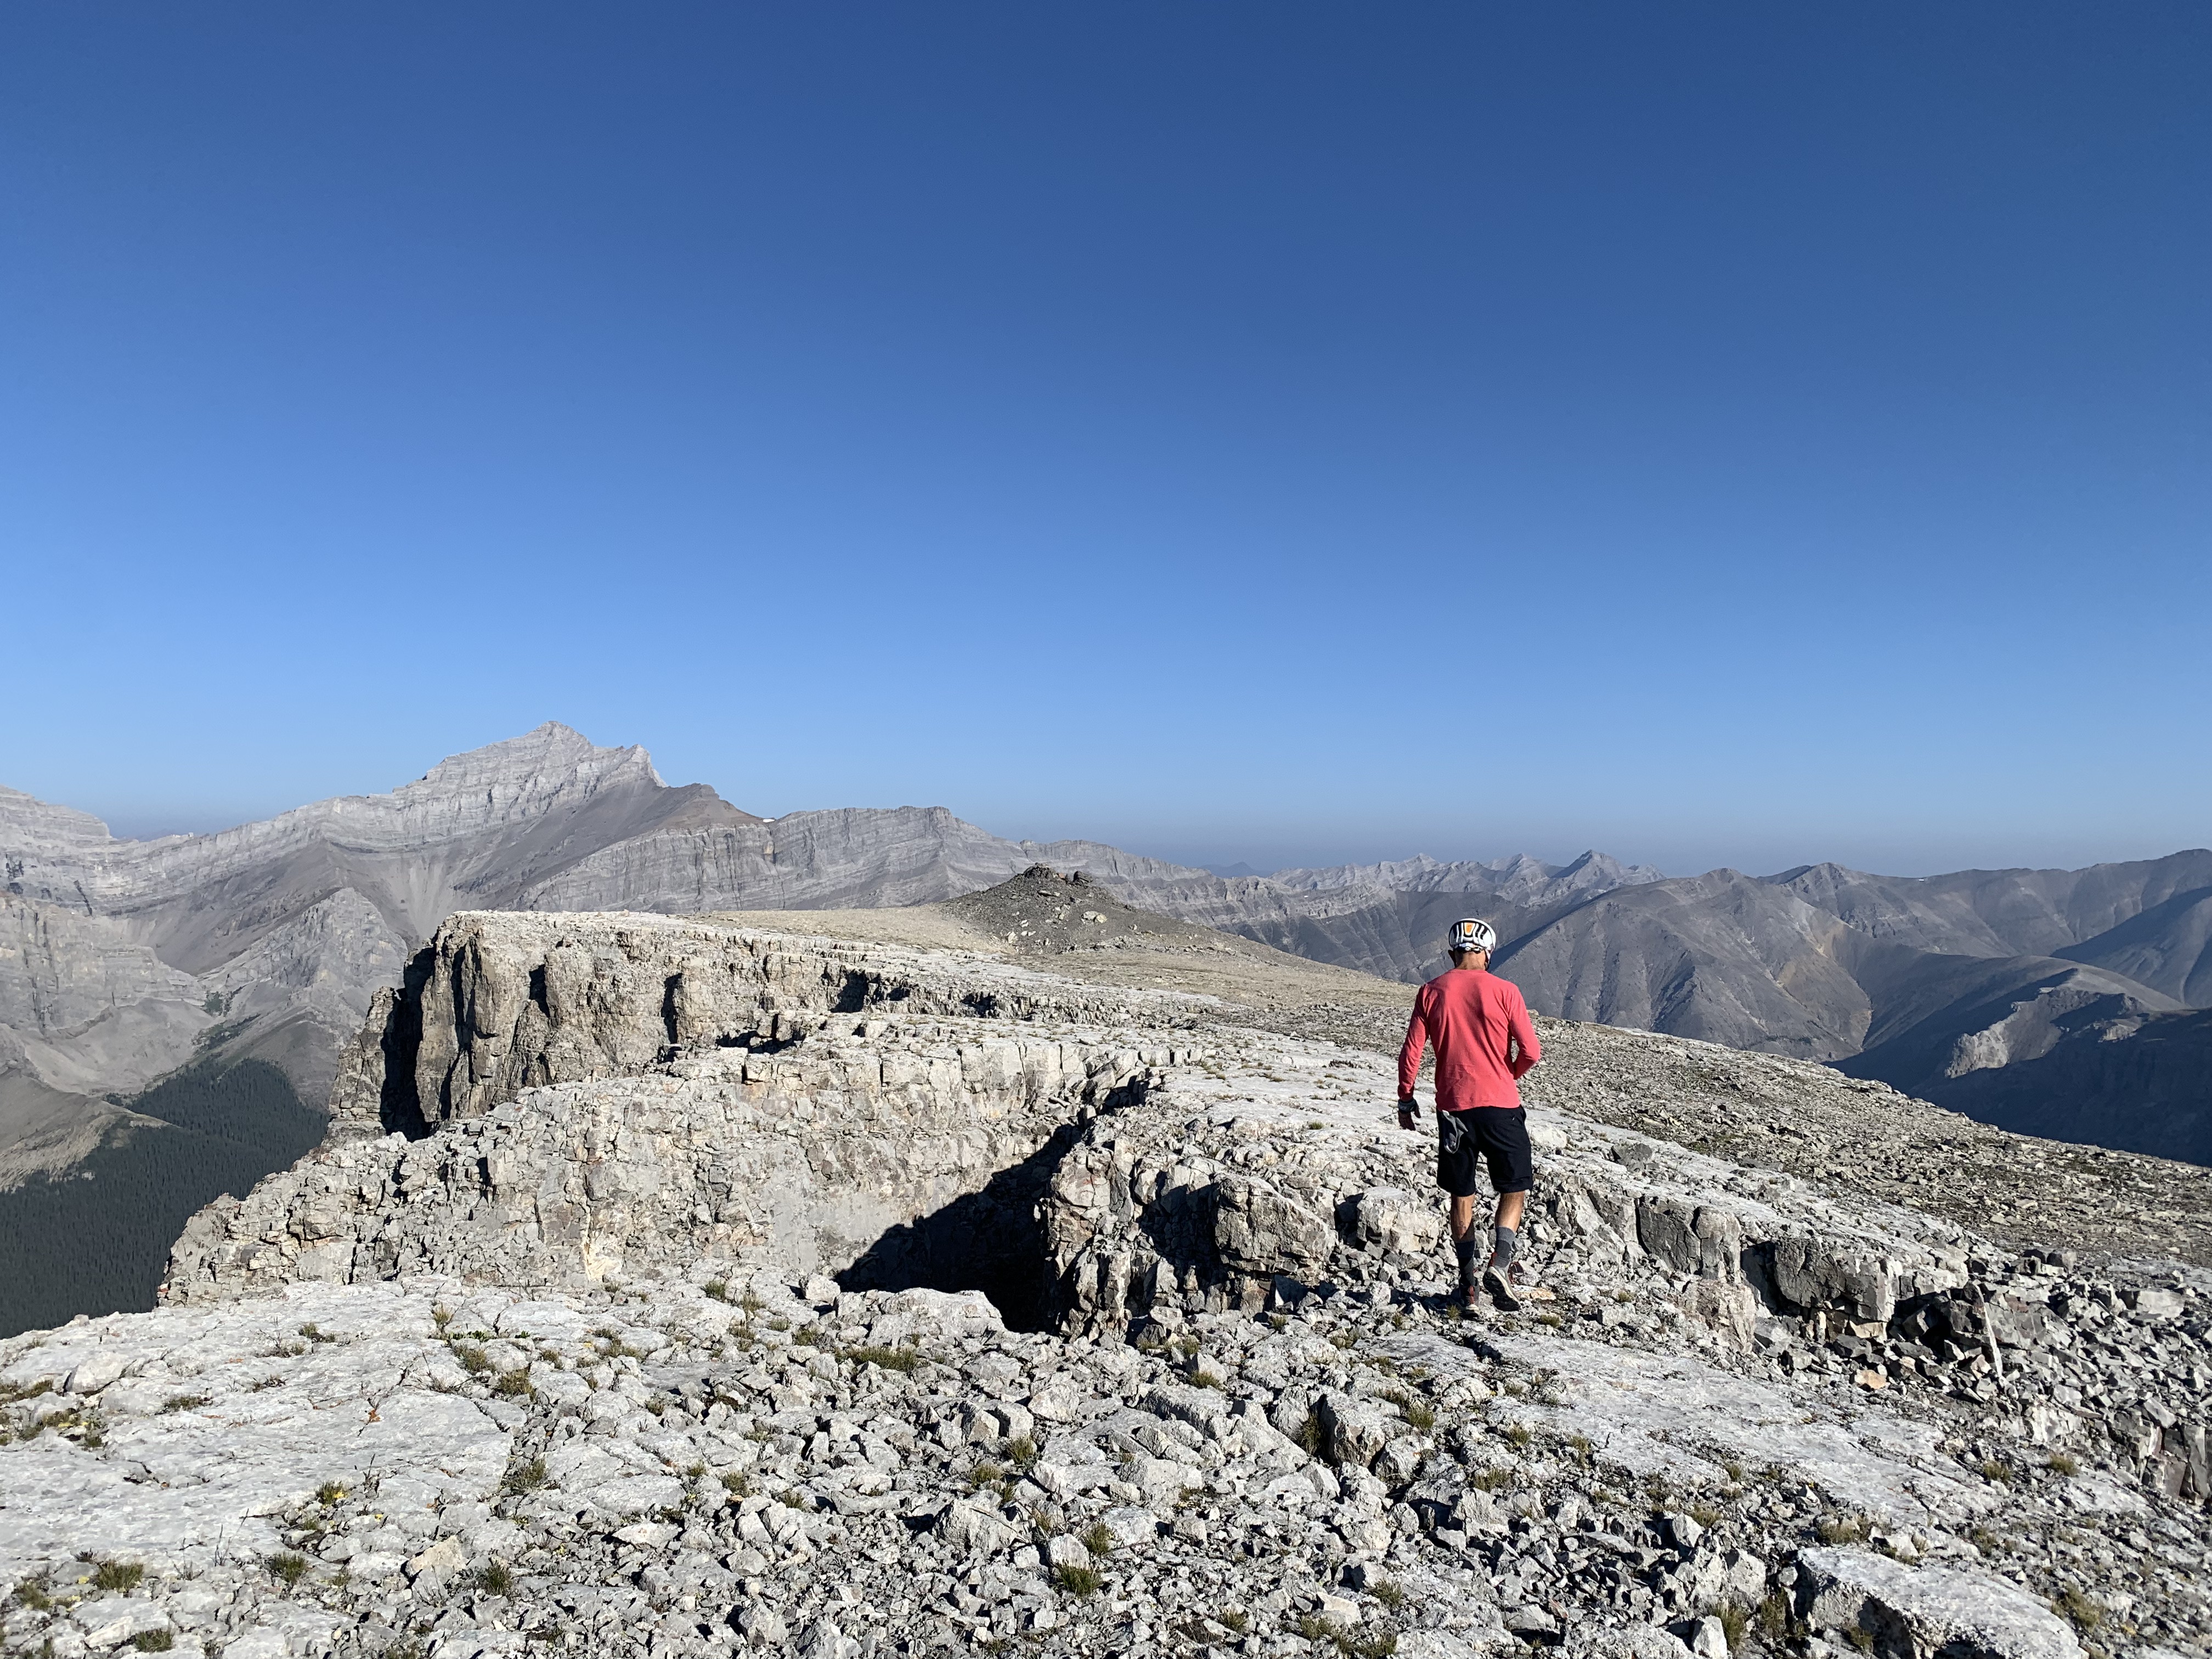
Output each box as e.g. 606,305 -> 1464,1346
1398,967 -> 1541,1110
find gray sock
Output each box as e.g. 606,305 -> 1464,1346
1454,1235 -> 1480,1288
1492,1225 -> 1519,1274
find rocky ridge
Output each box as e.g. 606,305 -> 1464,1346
2,910 -> 2207,1659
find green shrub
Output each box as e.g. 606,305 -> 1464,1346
266,1553 -> 310,1587
1079,1522 -> 1116,1558
1055,1565 -> 1102,1598
133,1633 -> 176,1653
475,1561 -> 515,1596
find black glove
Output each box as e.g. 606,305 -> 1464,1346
1396,1097 -> 1418,1127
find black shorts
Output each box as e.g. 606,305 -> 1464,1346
1437,1107 -> 1533,1198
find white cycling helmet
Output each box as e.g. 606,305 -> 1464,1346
1448,917 -> 1498,956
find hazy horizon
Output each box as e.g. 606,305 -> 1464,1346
21,724 -> 2205,886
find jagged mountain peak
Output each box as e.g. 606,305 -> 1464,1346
391,721 -> 666,810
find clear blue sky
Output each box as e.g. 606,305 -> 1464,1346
4,3 -> 2206,877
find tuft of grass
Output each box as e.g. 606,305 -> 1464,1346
1055,1564 -> 1102,1598
453,1344 -> 492,1375
315,1481 -> 348,1508
1758,1589 -> 1791,1640
1469,1468 -> 1514,1492
92,1561 -> 145,1593
1079,1522 -> 1116,1559
13,1577 -> 52,1611
1690,1502 -> 1724,1530
133,1633 -> 176,1653
493,1368 -> 533,1398
266,1552 -> 311,1588
1716,1604 -> 1750,1651
1370,1581 -> 1407,1611
298,1322 -> 335,1344
501,1455 -> 549,1495
839,1345 -> 920,1374
1979,1459 -> 2013,1485
1006,1435 -> 1039,1471
721,1471 -> 753,1497
2057,1588 -> 2103,1632
161,1393 -> 211,1414
2047,1453 -> 2079,1477
474,1561 -> 515,1597
703,1280 -> 730,1302
1294,1410 -> 1324,1457
1220,1609 -> 1250,1634
1816,1514 -> 1869,1547
1502,1425 -> 1533,1451
1404,1402 -> 1436,1433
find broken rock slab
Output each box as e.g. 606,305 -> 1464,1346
1796,1546 -> 2083,1659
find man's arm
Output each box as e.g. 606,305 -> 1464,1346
1506,986 -> 1542,1079
1396,996 -> 1430,1127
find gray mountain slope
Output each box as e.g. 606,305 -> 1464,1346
2053,883 -> 2212,1004
1873,1002 -> 2212,1165
1769,852 -> 2212,959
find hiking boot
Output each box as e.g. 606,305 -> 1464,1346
1482,1258 -> 1525,1313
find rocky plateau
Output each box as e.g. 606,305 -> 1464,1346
1,894 -> 2207,1659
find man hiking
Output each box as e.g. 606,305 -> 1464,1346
1397,917 -> 1542,1311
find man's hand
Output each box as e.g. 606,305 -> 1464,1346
1397,1097 -> 1419,1132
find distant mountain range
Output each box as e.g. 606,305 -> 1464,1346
3,723 -> 2204,1233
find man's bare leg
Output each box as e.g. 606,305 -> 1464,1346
1495,1191 -> 1525,1234
1449,1194 -> 1481,1243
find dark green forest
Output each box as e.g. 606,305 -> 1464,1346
0,1059 -> 326,1338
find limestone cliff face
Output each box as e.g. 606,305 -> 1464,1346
168,912 -> 1178,1306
